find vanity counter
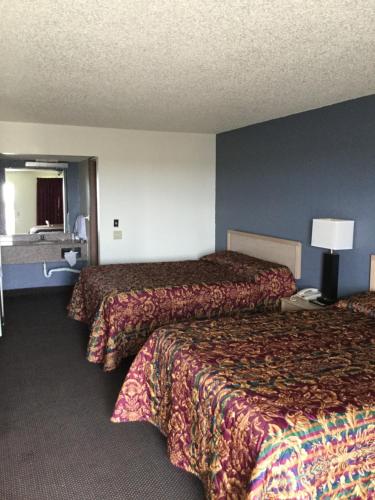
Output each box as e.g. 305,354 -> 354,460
0,239 -> 87,264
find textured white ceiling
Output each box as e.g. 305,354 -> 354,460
1,1 -> 374,133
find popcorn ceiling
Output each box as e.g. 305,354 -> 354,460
0,0 -> 374,133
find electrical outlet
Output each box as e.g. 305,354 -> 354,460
113,230 -> 122,240
114,219 -> 119,227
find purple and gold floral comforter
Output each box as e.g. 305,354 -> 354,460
112,308 -> 375,499
68,252 -> 295,371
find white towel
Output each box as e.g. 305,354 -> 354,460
64,250 -> 78,267
74,215 -> 87,241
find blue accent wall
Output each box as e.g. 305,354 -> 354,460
216,95 -> 375,296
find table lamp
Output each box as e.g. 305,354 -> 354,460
311,218 -> 354,304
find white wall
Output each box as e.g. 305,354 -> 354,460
0,122 -> 216,263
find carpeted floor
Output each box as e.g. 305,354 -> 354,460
0,288 -> 204,500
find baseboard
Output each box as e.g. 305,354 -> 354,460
4,285 -> 74,297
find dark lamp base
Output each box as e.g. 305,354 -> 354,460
321,252 -> 339,304
315,296 -> 336,306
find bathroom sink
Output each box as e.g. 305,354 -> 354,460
33,239 -> 76,245
33,240 -> 56,245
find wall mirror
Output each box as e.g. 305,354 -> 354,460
0,155 -> 90,237
4,167 -> 65,235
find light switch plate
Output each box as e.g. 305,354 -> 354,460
113,230 -> 122,240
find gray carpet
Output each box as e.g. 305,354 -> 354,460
0,288 -> 204,500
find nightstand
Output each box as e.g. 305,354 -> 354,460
280,296 -> 323,312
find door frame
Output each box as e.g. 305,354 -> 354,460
88,157 -> 99,265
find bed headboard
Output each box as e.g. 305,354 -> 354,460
227,230 -> 302,279
370,255 -> 375,291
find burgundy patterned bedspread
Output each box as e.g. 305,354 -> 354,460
112,309 -> 375,499
68,254 -> 295,371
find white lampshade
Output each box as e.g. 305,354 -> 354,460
311,218 -> 354,251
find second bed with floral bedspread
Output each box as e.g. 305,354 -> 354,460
68,252 -> 295,371
112,306 -> 375,499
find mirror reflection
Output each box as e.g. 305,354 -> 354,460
4,169 -> 65,235
0,156 -> 90,237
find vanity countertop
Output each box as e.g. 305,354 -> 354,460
0,239 -> 85,247
0,237 -> 87,264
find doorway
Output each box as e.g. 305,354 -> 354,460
37,177 -> 64,226
87,158 -> 98,265
0,154 -> 99,265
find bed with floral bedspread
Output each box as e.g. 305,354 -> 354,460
68,251 -> 295,371
112,301 -> 375,499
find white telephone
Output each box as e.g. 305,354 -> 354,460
290,288 -> 321,302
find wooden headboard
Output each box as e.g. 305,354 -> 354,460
227,230 -> 302,279
370,255 -> 375,291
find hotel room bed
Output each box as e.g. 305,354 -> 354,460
112,295 -> 375,499
68,230 -> 300,371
